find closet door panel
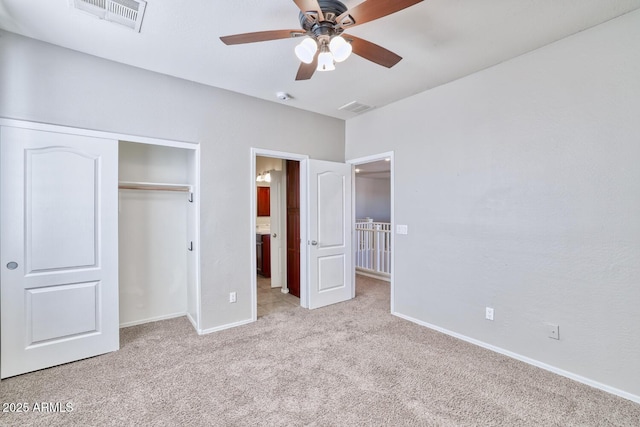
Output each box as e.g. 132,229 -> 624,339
27,147 -> 98,272
1,126 -> 119,379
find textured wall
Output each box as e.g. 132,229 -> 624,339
0,31 -> 345,331
346,11 -> 640,398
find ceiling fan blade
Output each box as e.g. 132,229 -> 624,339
336,0 -> 424,29
343,34 -> 402,68
293,0 -> 324,22
295,51 -> 319,80
220,30 -> 305,45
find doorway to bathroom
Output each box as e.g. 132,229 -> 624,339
251,148 -> 355,317
255,155 -> 300,317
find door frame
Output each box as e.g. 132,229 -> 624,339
0,118 -> 203,330
267,170 -> 285,289
346,151 -> 395,312
251,148 -> 309,318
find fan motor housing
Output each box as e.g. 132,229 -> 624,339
299,0 -> 349,32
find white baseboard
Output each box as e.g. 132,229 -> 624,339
120,312 -> 256,336
119,311 -> 186,328
392,311 -> 640,404
197,318 -> 254,335
186,312 -> 198,331
356,269 -> 391,282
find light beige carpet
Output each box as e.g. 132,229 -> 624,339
1,276 -> 639,426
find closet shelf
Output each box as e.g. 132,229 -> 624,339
118,181 -> 192,193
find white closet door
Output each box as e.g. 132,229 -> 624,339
1,126 -> 119,378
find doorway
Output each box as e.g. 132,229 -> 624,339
255,155 -> 300,317
251,149 -> 357,316
118,141 -> 200,329
252,149 -> 309,319
348,152 -> 394,312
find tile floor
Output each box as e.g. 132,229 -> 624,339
257,275 -> 300,318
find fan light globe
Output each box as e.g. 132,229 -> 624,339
329,36 -> 352,62
317,51 -> 336,71
295,38 -> 317,64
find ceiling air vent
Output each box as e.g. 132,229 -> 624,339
72,0 -> 147,32
338,101 -> 374,114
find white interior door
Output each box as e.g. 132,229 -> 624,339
269,170 -> 284,288
307,159 -> 353,309
1,126 -> 119,378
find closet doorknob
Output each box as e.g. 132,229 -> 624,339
311,240 -> 318,246
272,233 -> 277,238
6,261 -> 18,270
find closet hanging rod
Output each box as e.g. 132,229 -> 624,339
118,181 -> 192,193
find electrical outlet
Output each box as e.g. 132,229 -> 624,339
547,323 -> 559,340
229,292 -> 237,303
485,307 -> 494,321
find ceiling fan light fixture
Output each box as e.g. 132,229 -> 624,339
294,37 -> 317,64
317,51 -> 335,71
329,36 -> 352,62
220,0 -> 424,80
317,40 -> 335,72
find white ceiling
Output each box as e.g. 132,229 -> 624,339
2,0 -> 639,120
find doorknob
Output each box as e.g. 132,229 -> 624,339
311,240 -> 318,246
6,261 -> 18,270
272,233 -> 277,238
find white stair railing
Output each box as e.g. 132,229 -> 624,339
355,221 -> 391,277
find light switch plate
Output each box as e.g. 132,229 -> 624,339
397,225 -> 408,235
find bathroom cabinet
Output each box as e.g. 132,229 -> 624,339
256,233 -> 271,277
257,187 -> 270,217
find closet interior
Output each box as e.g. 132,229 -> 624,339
118,141 -> 199,329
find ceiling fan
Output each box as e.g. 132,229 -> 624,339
220,0 -> 424,81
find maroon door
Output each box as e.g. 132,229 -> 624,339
286,160 -> 300,297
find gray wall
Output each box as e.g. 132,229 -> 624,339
345,11 -> 640,398
0,30 -> 345,331
355,176 -> 391,222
